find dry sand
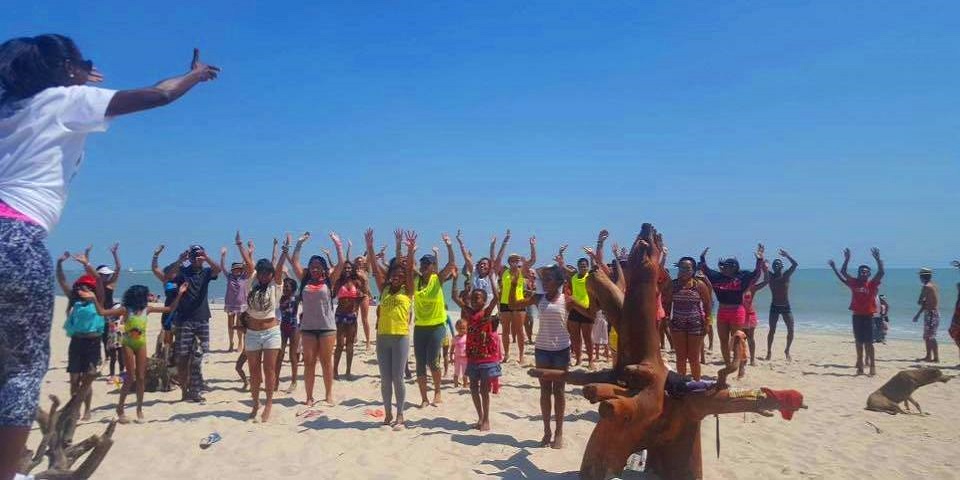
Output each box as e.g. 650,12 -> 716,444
28,297 -> 960,479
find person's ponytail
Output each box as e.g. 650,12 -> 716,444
0,34 -> 80,103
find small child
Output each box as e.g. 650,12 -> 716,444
717,330 -> 749,388
453,320 -> 468,388
592,310 -> 610,362
452,280 -> 499,431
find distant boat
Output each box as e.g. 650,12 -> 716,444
128,268 -> 134,272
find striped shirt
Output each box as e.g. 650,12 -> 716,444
535,293 -> 571,351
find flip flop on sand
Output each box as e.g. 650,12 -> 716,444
296,408 -> 323,420
199,432 -> 221,450
364,409 -> 385,419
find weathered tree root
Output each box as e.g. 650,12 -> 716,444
19,380 -> 117,479
530,223 -> 805,480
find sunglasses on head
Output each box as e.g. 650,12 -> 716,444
66,57 -> 94,71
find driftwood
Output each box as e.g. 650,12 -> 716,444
528,224 -> 805,480
19,378 -> 117,479
866,367 -> 952,415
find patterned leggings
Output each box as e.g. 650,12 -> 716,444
174,321 -> 209,395
0,218 -> 53,426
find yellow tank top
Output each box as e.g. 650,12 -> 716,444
414,274 -> 447,327
378,287 -> 411,335
500,269 -> 525,304
571,272 -> 590,308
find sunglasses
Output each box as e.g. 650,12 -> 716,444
66,57 -> 94,72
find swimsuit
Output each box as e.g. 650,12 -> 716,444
123,312 -> 148,351
669,279 -> 706,336
923,310 -> 940,341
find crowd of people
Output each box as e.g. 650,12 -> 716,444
48,228 -> 960,446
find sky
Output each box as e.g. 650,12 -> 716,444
6,1 -> 959,270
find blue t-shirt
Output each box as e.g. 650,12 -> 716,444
175,266 -> 218,323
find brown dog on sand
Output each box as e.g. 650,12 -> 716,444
866,368 -> 951,415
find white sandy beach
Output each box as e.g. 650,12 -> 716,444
29,297 -> 959,479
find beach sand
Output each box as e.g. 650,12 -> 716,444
29,297 -> 959,479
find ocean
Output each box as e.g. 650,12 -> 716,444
93,268 -> 957,341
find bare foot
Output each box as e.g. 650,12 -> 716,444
248,404 -> 260,421
869,367 -> 876,377
419,400 -> 430,409
392,418 -> 406,431
136,409 -> 145,423
285,383 -> 297,394
383,414 -> 393,426
540,432 -> 552,447
305,398 -> 316,407
117,414 -> 130,424
261,404 -> 272,423
323,397 -> 336,407
551,433 -> 564,449
785,352 -> 792,361
764,353 -> 771,361
81,412 -> 91,421
432,393 -> 442,405
480,420 -> 490,431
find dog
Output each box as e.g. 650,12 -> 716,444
866,368 -> 951,415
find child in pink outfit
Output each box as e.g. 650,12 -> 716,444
453,320 -> 468,388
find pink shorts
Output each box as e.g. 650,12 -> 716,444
744,310 -> 758,329
717,305 -> 747,328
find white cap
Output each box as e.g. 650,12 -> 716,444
96,266 -> 115,275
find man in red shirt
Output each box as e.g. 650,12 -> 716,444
829,247 -> 884,376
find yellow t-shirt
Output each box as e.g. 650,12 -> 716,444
414,274 -> 447,327
378,288 -> 411,336
500,269 -> 525,304
571,272 -> 590,308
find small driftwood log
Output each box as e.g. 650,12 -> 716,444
19,377 -> 117,479
865,367 -> 952,415
528,224 -> 804,480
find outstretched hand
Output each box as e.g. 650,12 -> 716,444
364,228 -> 375,247
842,248 -> 851,260
871,247 -> 881,260
404,230 -> 418,251
59,251 -> 71,262
828,259 -> 836,268
190,48 -> 220,81
755,243 -> 765,260
109,242 -> 119,255
298,231 -> 310,244
154,244 -> 165,256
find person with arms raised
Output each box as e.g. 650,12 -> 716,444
0,35 -> 218,479
829,248 -> 884,376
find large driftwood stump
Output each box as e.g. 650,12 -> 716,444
19,378 -> 117,479
529,224 -> 804,480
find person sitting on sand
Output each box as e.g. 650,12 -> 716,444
451,280 -> 500,430
82,282 -> 187,423
509,247 -> 587,449
765,250 -> 798,360
912,267 -> 940,363
829,247 -> 884,376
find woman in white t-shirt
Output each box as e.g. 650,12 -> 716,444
0,34 -> 218,476
236,234 -> 287,423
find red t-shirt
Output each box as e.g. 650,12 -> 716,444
845,278 -> 880,315
466,310 -> 498,364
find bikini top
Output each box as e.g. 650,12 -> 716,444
337,283 -> 360,299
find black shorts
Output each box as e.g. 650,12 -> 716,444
770,304 -> 792,315
569,309 -> 593,324
500,303 -> 519,313
301,329 -> 336,338
852,315 -> 873,344
67,336 -> 102,374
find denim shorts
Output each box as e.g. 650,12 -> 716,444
245,326 -> 282,351
466,362 -> 502,381
535,347 -> 570,370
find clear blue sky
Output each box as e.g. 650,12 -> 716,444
6,1 -> 958,270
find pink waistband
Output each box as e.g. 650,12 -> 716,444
0,201 -> 38,225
